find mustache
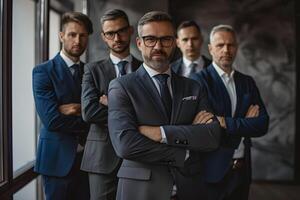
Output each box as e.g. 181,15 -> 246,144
150,50 -> 167,57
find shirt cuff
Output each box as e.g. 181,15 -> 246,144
160,126 -> 167,143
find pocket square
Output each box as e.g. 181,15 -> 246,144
182,96 -> 197,101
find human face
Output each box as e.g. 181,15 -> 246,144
59,22 -> 89,62
101,18 -> 133,58
209,31 -> 238,73
136,21 -> 175,73
176,26 -> 203,61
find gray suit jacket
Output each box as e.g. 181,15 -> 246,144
80,56 -> 141,174
108,66 -> 222,200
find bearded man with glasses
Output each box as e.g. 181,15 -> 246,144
80,9 -> 141,200
107,11 -> 222,200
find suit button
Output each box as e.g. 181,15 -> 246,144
183,140 -> 188,145
175,139 -> 180,144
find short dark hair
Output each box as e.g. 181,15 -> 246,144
137,11 -> 175,37
100,9 -> 130,27
177,20 -> 201,34
61,12 -> 93,34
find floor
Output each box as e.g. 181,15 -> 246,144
249,182 -> 300,200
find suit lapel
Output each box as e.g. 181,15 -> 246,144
208,66 -> 232,116
135,66 -> 170,121
172,58 -> 183,75
233,71 -> 243,117
54,54 -> 80,98
132,56 -> 141,71
170,72 -> 185,124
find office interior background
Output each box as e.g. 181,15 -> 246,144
0,0 -> 299,199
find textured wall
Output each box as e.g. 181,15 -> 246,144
88,0 -> 296,181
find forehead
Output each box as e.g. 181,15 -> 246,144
63,21 -> 87,33
177,26 -> 200,38
141,21 -> 175,36
211,31 -> 236,44
102,18 -> 128,31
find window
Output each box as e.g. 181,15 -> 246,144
12,0 -> 36,176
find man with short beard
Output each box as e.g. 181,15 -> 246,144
80,9 -> 141,200
108,11 -> 222,200
32,12 -> 93,200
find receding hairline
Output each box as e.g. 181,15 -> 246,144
209,24 -> 236,43
137,11 -> 175,37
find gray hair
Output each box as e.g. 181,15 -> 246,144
137,11 -> 175,37
209,24 -> 236,43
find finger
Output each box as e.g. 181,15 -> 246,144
201,113 -> 214,124
206,119 -> 213,124
193,111 -> 204,124
195,112 -> 213,124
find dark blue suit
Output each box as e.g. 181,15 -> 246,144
32,53 -> 89,200
192,64 -> 269,199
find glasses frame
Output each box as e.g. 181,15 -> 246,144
141,35 -> 175,48
102,25 -> 130,40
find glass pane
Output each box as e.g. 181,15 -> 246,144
12,0 -> 36,173
13,179 -> 37,200
49,9 -> 61,59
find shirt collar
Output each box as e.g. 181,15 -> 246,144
60,51 -> 80,68
212,61 -> 235,79
143,63 -> 171,78
183,56 -> 203,68
110,53 -> 132,65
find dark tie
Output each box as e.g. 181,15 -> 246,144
154,74 -> 172,120
189,62 -> 197,76
71,64 -> 81,88
117,60 -> 128,76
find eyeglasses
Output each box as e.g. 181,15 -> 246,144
102,26 -> 129,40
141,36 -> 175,47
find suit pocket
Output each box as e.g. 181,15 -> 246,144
117,166 -> 151,181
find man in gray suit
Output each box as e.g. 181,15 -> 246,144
108,11 -> 222,200
80,9 -> 141,200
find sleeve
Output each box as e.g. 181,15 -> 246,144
81,64 -> 108,124
225,78 -> 269,137
163,83 -> 222,151
32,66 -> 87,133
108,79 -> 186,167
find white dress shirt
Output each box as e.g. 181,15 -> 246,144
110,53 -> 133,77
212,62 -> 245,158
182,56 -> 205,77
60,51 -> 80,75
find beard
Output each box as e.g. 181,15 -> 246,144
142,49 -> 173,72
109,41 -> 130,54
64,45 -> 85,58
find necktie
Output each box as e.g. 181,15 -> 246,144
71,64 -> 81,88
117,60 -> 128,76
154,74 -> 172,120
189,62 -> 197,76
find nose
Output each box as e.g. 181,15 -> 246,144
74,34 -> 80,44
187,39 -> 192,47
114,33 -> 121,41
153,39 -> 163,49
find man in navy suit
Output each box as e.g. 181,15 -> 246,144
108,11 -> 222,200
171,20 -> 211,78
192,24 -> 269,200
80,9 -> 142,200
32,12 -> 93,200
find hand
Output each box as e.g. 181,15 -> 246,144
216,116 -> 226,129
59,103 -> 81,116
246,105 -> 259,118
193,110 -> 214,124
138,126 -> 162,142
99,95 -> 108,106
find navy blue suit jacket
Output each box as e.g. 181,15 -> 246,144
33,53 -> 89,177
192,64 -> 269,183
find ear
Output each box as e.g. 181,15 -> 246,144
176,38 -> 180,48
101,32 -> 106,41
59,32 -> 64,42
208,44 -> 212,55
136,37 -> 142,51
129,25 -> 134,35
